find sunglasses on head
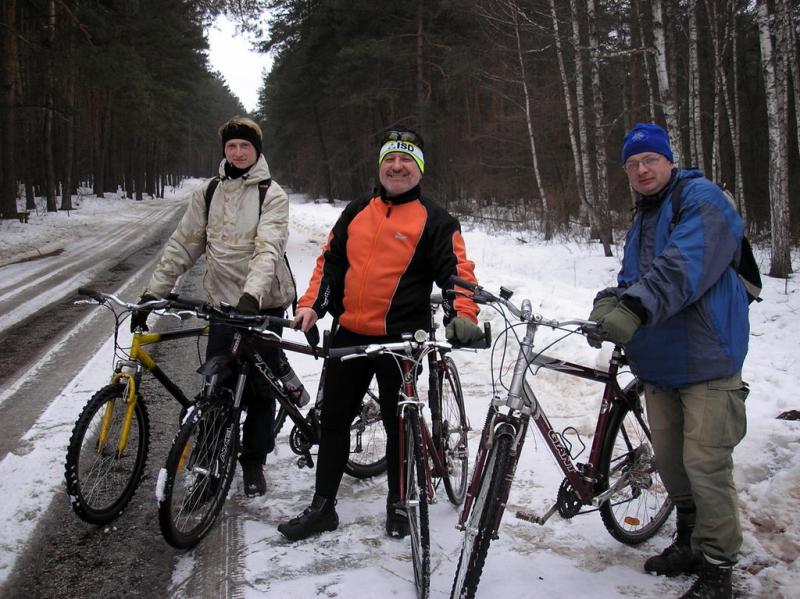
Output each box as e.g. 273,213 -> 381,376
382,129 -> 423,148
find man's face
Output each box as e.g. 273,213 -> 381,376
224,139 -> 258,170
623,152 -> 673,195
379,152 -> 422,197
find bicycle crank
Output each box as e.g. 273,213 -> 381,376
556,478 -> 582,519
514,478 -> 583,525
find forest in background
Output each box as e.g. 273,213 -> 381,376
257,0 -> 798,277
0,0 -> 244,213
0,0 -> 797,277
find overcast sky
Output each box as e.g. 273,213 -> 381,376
207,14 -> 273,114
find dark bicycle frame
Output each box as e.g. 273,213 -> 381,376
200,322 -> 322,468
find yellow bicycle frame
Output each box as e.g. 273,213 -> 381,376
97,327 -> 208,458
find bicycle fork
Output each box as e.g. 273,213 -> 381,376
456,408 -> 525,537
103,359 -> 142,458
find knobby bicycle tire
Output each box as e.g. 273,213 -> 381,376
451,432 -> 514,599
64,382 -> 150,525
405,411 -> 430,599
438,356 -> 469,505
157,398 -> 239,549
598,379 -> 673,545
344,385 -> 387,479
272,404 -> 288,439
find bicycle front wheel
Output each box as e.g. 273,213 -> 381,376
405,411 -> 430,599
64,382 -> 150,525
451,433 -> 513,599
439,356 -> 469,505
157,398 -> 239,549
598,379 -> 673,545
344,383 -> 387,479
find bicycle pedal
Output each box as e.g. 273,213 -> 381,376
515,510 -> 544,525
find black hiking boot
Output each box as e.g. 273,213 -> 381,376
645,506 -> 702,576
385,494 -> 409,539
680,559 -> 733,599
278,494 -> 339,541
241,462 -> 266,497
644,541 -> 703,576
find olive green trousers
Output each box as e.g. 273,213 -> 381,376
644,372 -> 748,563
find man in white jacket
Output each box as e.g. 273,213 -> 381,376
133,116 -> 295,496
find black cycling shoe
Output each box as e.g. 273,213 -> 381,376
385,495 -> 409,539
278,494 -> 339,541
241,462 -> 266,497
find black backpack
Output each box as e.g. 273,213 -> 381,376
204,176 -> 298,313
670,178 -> 762,304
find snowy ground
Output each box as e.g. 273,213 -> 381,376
0,182 -> 798,597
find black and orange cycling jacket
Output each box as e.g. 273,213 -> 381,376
299,185 -> 479,336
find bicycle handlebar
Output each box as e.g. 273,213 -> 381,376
75,287 -> 313,343
447,276 -> 599,337
328,336 -> 453,361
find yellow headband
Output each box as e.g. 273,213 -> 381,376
378,140 -> 425,174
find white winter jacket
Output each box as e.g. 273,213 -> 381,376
145,155 -> 296,310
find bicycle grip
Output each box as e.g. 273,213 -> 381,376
168,296 -> 207,309
451,322 -> 492,349
327,345 -> 368,359
304,324 -> 320,348
448,275 -> 478,292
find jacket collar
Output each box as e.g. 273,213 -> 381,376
635,168 -> 678,213
379,184 -> 421,205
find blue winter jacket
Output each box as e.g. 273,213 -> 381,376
603,168 -> 749,388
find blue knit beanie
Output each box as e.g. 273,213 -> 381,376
621,123 -> 673,163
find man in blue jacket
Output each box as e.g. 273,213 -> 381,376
589,123 -> 749,599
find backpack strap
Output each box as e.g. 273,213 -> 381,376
204,176 -> 221,216
204,176 -> 273,217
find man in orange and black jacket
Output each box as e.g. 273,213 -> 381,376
278,127 -> 483,542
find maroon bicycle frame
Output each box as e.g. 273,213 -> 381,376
457,344 -> 635,532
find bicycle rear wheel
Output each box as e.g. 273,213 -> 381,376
158,398 -> 239,549
450,432 -> 513,599
64,382 -> 150,525
344,383 -> 387,479
598,379 -> 672,545
438,356 -> 469,505
405,411 -> 430,599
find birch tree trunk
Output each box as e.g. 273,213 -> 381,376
549,0 -> 586,210
569,0 -> 597,231
651,0 -> 682,164
509,2 -> 551,239
587,0 -> 612,255
756,0 -> 792,277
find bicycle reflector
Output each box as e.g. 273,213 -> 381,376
624,516 -> 642,526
